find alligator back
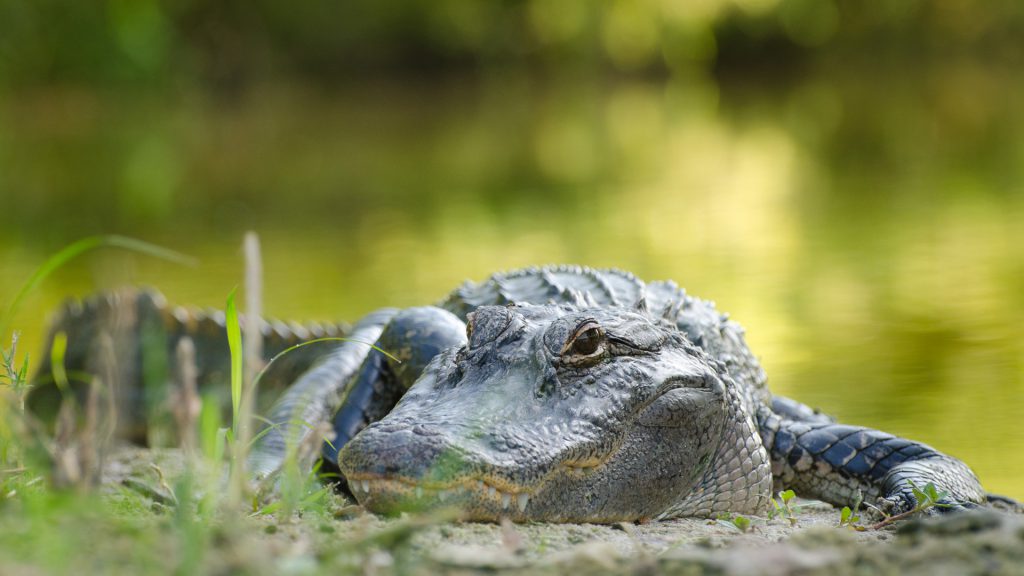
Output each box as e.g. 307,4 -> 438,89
28,288 -> 349,442
439,265 -> 770,409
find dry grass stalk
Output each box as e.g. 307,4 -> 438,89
228,231 -> 265,505
238,232 -> 263,466
172,336 -> 200,456
50,375 -> 112,490
51,398 -> 81,488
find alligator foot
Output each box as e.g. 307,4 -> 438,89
877,457 -> 987,517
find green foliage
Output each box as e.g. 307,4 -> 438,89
170,474 -> 211,576
837,491 -> 863,529
867,482 -> 952,530
716,513 -> 753,533
0,333 -> 29,393
731,515 -> 752,533
225,287 -> 243,429
140,310 -> 172,447
2,0 -> 1021,89
48,331 -> 69,394
254,337 -> 399,392
910,481 -> 949,510
0,235 -> 195,339
838,506 -> 861,528
243,335 -> 398,517
198,394 -> 224,464
222,285 -> 249,507
0,234 -> 195,440
0,233 -> 460,573
768,489 -> 800,526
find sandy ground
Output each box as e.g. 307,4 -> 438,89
105,446 -> 1024,576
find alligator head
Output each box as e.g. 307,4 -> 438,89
338,303 -> 757,522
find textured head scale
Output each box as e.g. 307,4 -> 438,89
338,303 -> 765,522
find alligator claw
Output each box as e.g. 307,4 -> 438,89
878,486 -> 979,519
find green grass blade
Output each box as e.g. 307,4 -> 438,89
215,427 -> 229,464
251,414 -> 275,427
247,423 -> 279,447
225,287 -> 243,428
0,235 -> 197,337
17,353 -> 28,384
251,336 -> 400,392
100,235 -> 197,267
199,394 -> 222,462
49,331 -> 69,394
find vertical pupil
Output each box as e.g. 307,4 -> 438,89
572,328 -> 601,355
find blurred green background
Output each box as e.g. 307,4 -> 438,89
1,1 -> 1022,497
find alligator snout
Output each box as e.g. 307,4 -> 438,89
338,420 -> 468,482
337,419 -> 543,519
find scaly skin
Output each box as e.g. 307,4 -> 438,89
336,304 -> 772,521
33,267 -> 994,522
29,288 -> 349,441
333,266 -> 987,520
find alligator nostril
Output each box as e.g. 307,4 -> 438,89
412,424 -> 441,437
466,306 -> 514,349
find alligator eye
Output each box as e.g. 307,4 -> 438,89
562,320 -> 605,358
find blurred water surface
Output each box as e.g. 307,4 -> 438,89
2,58 -> 1023,496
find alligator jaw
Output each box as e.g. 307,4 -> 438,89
344,457 -> 618,521
346,475 -> 533,520
336,303 -> 745,523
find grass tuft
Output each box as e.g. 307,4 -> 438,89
0,235 -> 196,339
0,233 -> 447,574
225,287 -> 243,429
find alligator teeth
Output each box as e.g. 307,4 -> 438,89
355,478 -> 529,511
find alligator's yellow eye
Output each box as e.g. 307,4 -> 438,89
563,320 -> 605,358
572,327 -> 602,355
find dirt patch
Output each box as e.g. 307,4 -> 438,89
106,446 -> 1024,576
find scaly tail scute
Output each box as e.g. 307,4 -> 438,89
27,288 -> 349,443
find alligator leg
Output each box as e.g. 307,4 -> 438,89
249,306 -> 466,479
758,408 -> 986,514
321,307 -> 467,466
248,308 -> 397,476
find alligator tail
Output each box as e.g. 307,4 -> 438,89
758,406 -> 987,513
985,492 -> 1022,511
27,288 -> 349,443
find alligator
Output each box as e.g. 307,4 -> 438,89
30,266 -> 998,523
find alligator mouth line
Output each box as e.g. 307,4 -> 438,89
347,475 -> 533,512
347,454 -> 612,514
